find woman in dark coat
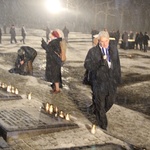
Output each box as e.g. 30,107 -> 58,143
41,30 -> 62,93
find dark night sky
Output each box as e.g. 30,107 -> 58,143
0,0 -> 150,33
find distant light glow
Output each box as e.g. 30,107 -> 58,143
45,0 -> 62,14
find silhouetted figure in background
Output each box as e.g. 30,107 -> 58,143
129,31 -> 134,39
115,30 -> 120,46
0,27 -> 2,44
122,31 -> 128,50
3,24 -> 7,34
46,27 -> 50,42
138,32 -> 143,51
143,32 -> 149,52
20,25 -> 26,44
63,26 -> 69,42
10,24 -> 17,44
135,32 -> 139,49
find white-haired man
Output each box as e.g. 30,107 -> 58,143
84,31 -> 121,130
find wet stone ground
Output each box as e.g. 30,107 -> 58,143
63,62 -> 150,116
0,31 -> 150,149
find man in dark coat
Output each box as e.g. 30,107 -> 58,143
11,46 -> 37,75
138,32 -> 143,51
135,32 -> 139,50
9,24 -> 17,44
115,30 -> 120,46
143,32 -> 149,52
122,31 -> 128,50
84,31 -> 121,130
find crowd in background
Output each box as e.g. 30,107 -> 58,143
91,28 -> 150,52
109,30 -> 150,52
0,24 -> 26,44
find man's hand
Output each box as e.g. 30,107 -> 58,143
20,60 -> 24,65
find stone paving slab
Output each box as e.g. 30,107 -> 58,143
7,126 -> 132,150
0,108 -> 78,143
46,144 -> 128,150
0,87 -> 22,101
0,137 -> 9,148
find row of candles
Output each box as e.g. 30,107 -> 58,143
0,81 -> 32,100
0,81 -> 96,134
45,102 -> 96,134
45,102 -> 70,121
0,82 -> 19,95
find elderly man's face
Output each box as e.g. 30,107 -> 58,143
99,37 -> 109,48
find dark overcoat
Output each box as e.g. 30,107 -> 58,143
84,42 -> 121,95
42,38 -> 62,83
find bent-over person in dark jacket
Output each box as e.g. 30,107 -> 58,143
9,46 -> 37,75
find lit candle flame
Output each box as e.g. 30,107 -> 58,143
11,87 -> 15,93
28,92 -> 32,100
7,85 -> 11,92
55,106 -> 58,113
91,124 -> 96,134
55,113 -> 58,117
49,104 -> 53,114
45,103 -> 50,112
59,111 -> 64,118
2,83 -> 5,88
15,88 -> 19,95
65,113 -> 70,121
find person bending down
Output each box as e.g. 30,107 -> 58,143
9,46 -> 37,75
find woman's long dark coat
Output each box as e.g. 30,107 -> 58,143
42,38 -> 62,83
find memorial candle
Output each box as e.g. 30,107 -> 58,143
49,104 -> 53,114
15,88 -> 19,95
45,103 -> 50,112
7,85 -> 11,92
59,111 -> 64,118
91,124 -> 96,134
28,93 -> 32,100
65,113 -> 70,121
